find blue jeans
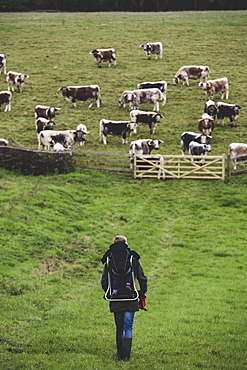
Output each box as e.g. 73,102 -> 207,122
114,311 -> 135,341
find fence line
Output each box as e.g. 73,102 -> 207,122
2,140 -> 247,180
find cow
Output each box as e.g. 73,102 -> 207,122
198,113 -> 215,136
228,143 -> 247,170
38,130 -> 85,151
130,109 -> 164,134
173,66 -> 210,86
119,88 -> 166,112
90,48 -> 116,68
6,71 -> 29,93
199,78 -> 229,100
0,138 -> 8,146
76,123 -> 90,146
0,54 -> 6,74
204,99 -> 217,120
99,119 -> 137,145
35,105 -> 61,121
35,117 -> 56,135
189,141 -> 211,161
180,132 -> 211,155
0,91 -> 12,112
137,80 -> 167,99
140,42 -> 162,60
59,85 -> 101,108
216,102 -> 241,127
53,142 -> 65,152
129,139 -> 163,168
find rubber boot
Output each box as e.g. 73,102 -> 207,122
116,339 -> 123,360
122,337 -> 132,361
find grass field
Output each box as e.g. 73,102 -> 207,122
0,11 -> 247,370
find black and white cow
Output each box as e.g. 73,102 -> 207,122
173,65 -> 210,86
137,81 -> 167,103
76,123 -> 90,146
180,131 -> 211,155
189,141 -> 211,161
198,113 -> 215,136
59,85 -> 101,108
35,105 -> 61,121
140,42 -> 163,60
228,143 -> 247,170
0,54 -> 6,74
119,88 -> 166,111
35,117 -> 56,134
216,102 -> 241,127
204,99 -> 217,120
99,119 -> 137,145
0,91 -> 12,112
90,48 -> 116,68
130,109 -> 164,134
6,71 -> 29,93
38,130 -> 85,151
199,78 -> 229,100
0,138 -> 8,146
137,80 -> 167,99
129,138 -> 163,168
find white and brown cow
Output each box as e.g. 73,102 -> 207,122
35,105 -> 61,121
99,119 -> 137,145
0,138 -> 8,146
38,130 -> 85,151
0,54 -> 6,74
216,102 -> 241,127
140,42 -> 163,60
130,109 -> 164,134
180,131 -> 211,155
129,138 -> 163,168
35,117 -> 56,135
204,99 -> 217,120
173,65 -> 210,86
228,143 -> 247,170
59,85 -> 101,108
0,91 -> 12,112
6,71 -> 29,93
137,80 -> 167,100
199,78 -> 229,100
198,113 -> 215,136
90,48 -> 116,68
119,88 -> 166,111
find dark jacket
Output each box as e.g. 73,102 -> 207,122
101,256 -> 147,313
101,241 -> 141,265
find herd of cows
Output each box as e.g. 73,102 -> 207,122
0,45 -> 245,171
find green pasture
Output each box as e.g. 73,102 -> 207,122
0,11 -> 247,370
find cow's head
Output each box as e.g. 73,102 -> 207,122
59,87 -> 70,97
154,113 -> 164,123
173,76 -> 179,85
17,73 -> 29,84
44,121 -> 56,130
74,130 -> 86,143
90,49 -> 100,58
119,92 -> 137,108
148,139 -> 163,149
128,122 -> 137,134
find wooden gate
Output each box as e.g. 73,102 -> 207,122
134,154 -> 226,180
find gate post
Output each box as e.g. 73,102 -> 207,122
226,153 -> 231,178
